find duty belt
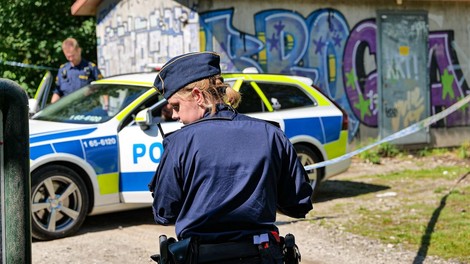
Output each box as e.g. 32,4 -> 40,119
198,241 -> 260,263
151,232 -> 299,264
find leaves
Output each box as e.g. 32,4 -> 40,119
0,0 -> 97,97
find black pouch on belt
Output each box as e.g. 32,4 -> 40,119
150,235 -> 176,263
168,237 -> 196,264
282,233 -> 301,264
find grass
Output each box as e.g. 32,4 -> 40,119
315,145 -> 470,263
358,141 -> 402,164
416,147 -> 453,157
357,140 -> 470,163
458,141 -> 470,159
340,166 -> 469,262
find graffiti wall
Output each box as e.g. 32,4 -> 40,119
96,0 -> 200,76
199,7 -> 470,142
94,0 -> 470,144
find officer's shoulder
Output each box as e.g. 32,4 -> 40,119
89,62 -> 97,67
162,128 -> 178,139
163,122 -> 192,137
165,120 -> 211,138
236,113 -> 281,128
263,119 -> 281,128
59,63 -> 67,69
161,127 -> 187,143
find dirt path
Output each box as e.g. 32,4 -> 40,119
32,154 -> 468,264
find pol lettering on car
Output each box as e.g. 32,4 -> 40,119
133,142 -> 164,164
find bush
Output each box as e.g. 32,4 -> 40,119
457,141 -> 470,159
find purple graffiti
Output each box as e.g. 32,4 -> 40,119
343,18 -> 378,127
273,21 -> 285,36
429,31 -> 470,126
313,36 -> 326,54
267,33 -> 280,51
198,8 -> 470,137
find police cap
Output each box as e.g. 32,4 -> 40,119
153,51 -> 221,99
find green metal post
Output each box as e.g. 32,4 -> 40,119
0,78 -> 31,263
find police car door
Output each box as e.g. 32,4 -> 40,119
117,99 -> 181,204
29,71 -> 53,115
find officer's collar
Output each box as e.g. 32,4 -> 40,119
70,59 -> 88,68
202,104 -> 236,119
161,104 -> 236,139
183,104 -> 237,127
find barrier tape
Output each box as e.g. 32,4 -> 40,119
3,57 -> 468,171
0,60 -> 56,71
305,93 -> 470,171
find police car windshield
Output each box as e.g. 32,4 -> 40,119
32,84 -> 148,124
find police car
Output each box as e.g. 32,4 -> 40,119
29,71 -> 350,240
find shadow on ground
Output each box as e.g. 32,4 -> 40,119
76,180 -> 390,234
32,207 -> 155,242
33,180 -> 390,241
78,207 -> 154,235
314,180 -> 390,203
276,180 -> 390,226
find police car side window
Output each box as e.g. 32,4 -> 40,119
119,93 -> 163,130
256,82 -> 315,110
237,81 -> 265,113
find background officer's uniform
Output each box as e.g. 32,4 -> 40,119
54,59 -> 102,97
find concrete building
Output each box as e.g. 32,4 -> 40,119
72,0 -> 470,149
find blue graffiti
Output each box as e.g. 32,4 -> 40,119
199,8 -> 470,141
200,8 -> 359,141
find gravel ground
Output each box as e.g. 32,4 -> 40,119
32,155 -> 469,264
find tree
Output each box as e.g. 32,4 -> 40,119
0,0 -> 97,97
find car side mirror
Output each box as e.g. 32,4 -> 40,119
135,108 -> 152,130
28,98 -> 39,117
271,97 -> 281,110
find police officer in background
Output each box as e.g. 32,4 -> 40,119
51,37 -> 103,103
149,51 -> 313,264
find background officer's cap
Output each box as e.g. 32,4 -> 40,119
153,52 -> 221,99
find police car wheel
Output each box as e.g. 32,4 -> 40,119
294,144 -> 324,201
31,165 -> 90,241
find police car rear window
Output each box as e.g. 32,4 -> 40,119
237,81 -> 316,113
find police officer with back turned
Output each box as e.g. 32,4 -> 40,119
148,51 -> 313,264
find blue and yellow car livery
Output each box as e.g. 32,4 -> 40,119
29,72 -> 349,240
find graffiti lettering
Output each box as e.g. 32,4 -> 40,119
199,8 -> 470,138
97,5 -> 470,141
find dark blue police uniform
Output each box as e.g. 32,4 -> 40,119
149,51 -> 310,263
54,59 -> 103,97
149,104 -> 313,243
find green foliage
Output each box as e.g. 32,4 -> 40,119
359,149 -> 381,164
417,147 -> 453,157
417,147 -> 432,157
357,138 -> 381,164
357,140 -> 400,164
457,141 -> 470,159
0,0 -> 97,97
377,142 -> 400,157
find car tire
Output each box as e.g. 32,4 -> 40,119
294,145 -> 324,202
31,165 -> 89,241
